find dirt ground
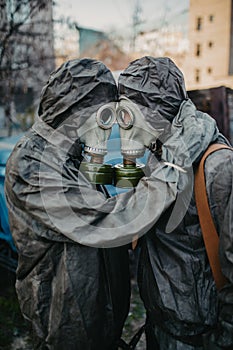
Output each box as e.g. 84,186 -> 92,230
122,280 -> 146,349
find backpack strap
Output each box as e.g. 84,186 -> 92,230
194,143 -> 232,290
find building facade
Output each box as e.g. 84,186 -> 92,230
185,0 -> 233,90
135,27 -> 189,58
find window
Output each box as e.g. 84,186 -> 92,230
196,43 -> 201,56
195,69 -> 200,83
196,17 -> 202,30
208,41 -> 213,48
207,67 -> 212,74
209,14 -> 214,22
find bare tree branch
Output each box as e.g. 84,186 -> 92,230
0,0 -> 55,135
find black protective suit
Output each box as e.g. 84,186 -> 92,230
118,56 -> 233,350
4,59 -> 131,350
6,56 -> 233,350
5,57 -> 193,350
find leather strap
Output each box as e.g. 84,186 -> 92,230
194,143 -> 232,290
132,236 -> 138,250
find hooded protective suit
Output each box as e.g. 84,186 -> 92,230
6,57 -> 232,349
118,56 -> 233,350
5,59 -> 132,350
4,58 -> 194,349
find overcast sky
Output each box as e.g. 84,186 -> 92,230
55,0 -> 189,32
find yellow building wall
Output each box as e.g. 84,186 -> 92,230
183,0 -> 233,90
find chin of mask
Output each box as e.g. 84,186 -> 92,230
113,96 -> 164,188
79,102 -> 117,185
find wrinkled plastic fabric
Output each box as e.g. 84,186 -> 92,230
118,56 -> 233,349
4,58 -> 190,349
118,56 -> 188,124
5,55 -> 233,349
5,59 -> 132,350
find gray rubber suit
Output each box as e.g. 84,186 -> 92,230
4,58 -> 193,349
4,59 -> 132,350
118,56 -> 233,350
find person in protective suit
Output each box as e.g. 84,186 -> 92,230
4,58 -> 132,350
6,57 -> 228,350
5,57 -> 193,350
118,56 -> 233,350
5,59 -> 195,350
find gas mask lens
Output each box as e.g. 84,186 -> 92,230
114,101 -> 146,188
117,107 -> 134,129
96,105 -> 116,129
80,103 -> 117,186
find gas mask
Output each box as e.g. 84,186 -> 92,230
79,102 -> 116,185
114,96 -> 164,188
79,97 -> 165,188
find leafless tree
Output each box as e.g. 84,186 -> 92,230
131,0 -> 143,51
0,0 -> 55,135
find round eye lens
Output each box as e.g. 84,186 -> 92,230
100,109 -> 113,125
117,108 -> 134,129
97,107 -> 115,129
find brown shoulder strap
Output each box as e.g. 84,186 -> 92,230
194,143 -> 232,290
